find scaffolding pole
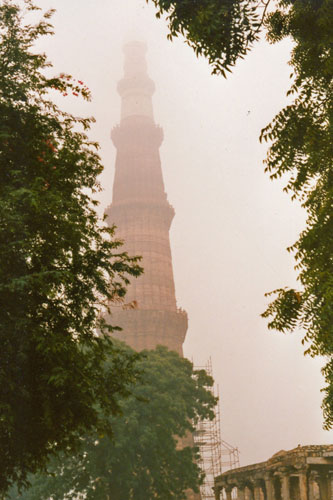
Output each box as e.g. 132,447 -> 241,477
193,358 -> 240,500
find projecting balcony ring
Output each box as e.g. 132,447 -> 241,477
117,76 -> 155,97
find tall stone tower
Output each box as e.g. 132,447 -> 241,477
105,41 -> 201,500
105,41 -> 187,356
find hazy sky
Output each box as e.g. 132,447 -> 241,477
30,0 -> 332,466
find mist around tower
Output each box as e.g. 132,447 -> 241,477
1,0 -> 332,498
0,5 -> 217,499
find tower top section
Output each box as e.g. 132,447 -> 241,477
117,40 -> 155,122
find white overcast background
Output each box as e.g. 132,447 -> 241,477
27,0 -> 332,466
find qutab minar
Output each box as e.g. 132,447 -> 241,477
105,41 -> 188,356
105,40 -> 202,500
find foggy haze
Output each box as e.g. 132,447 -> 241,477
30,0 -> 331,466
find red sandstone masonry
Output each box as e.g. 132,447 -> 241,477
103,40 -> 201,500
104,42 -> 188,357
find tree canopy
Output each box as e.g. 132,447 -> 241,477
8,346 -> 217,500
0,0 -> 142,492
150,0 -> 333,428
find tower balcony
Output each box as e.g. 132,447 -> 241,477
111,118 -> 163,150
117,75 -> 155,99
105,199 -> 175,231
106,307 -> 188,356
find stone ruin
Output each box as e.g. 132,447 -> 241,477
214,445 -> 333,500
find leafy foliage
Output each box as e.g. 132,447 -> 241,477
8,346 -> 217,500
148,0 -> 269,76
150,0 -> 333,428
0,0 -> 142,492
260,0 -> 333,429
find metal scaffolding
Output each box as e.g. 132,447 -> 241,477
193,358 -> 240,500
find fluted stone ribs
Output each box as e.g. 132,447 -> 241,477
105,41 -> 187,356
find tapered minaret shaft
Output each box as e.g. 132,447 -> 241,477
105,41 -> 187,355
